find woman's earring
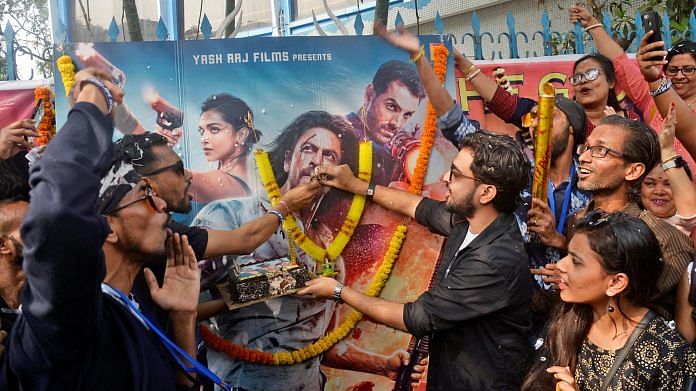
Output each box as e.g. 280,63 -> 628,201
607,297 -> 615,313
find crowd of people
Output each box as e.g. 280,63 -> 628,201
1,5 -> 696,390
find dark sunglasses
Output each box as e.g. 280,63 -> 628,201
448,164 -> 480,183
576,144 -> 624,159
569,68 -> 602,86
141,160 -> 185,177
108,185 -> 159,215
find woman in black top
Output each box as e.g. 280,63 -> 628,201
523,211 -> 696,390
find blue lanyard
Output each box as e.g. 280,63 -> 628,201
546,161 -> 575,235
102,284 -> 230,391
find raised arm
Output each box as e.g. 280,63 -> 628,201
658,104 -> 696,217
376,25 -> 454,116
569,5 -> 624,60
637,33 -> 696,159
14,70 -> 123,366
572,5 -> 656,120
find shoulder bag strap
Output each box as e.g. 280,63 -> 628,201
599,310 -> 656,391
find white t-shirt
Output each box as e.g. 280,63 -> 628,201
445,229 -> 480,278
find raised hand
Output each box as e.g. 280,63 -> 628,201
636,31 -> 668,83
0,119 -> 38,160
374,21 -> 421,57
568,5 -> 595,28
659,102 -> 678,156
145,233 -> 200,314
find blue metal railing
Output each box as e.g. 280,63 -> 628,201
3,7 -> 696,80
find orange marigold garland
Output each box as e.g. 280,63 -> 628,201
409,44 -> 449,195
201,44 -> 450,366
33,86 -> 56,146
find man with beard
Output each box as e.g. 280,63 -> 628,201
566,115 -> 695,319
113,132 -> 321,321
377,28 -> 591,286
301,131 -> 534,390
345,60 -> 425,185
7,70 -> 218,390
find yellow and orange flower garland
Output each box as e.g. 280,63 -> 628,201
201,44 -> 450,366
33,87 -> 56,146
255,140 -> 373,264
56,55 -> 76,96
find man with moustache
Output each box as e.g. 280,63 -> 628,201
377,28 -> 591,285
346,60 -> 425,185
6,70 -> 211,390
300,131 -> 533,390
113,132 -> 321,315
567,115 -> 695,319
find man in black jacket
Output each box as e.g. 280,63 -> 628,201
7,69 -> 205,390
299,131 -> 534,390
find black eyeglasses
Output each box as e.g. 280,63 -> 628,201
576,144 -> 624,159
141,160 -> 185,177
665,66 -> 696,77
108,185 -> 159,215
448,164 -> 480,183
569,68 -> 603,86
585,209 -> 611,227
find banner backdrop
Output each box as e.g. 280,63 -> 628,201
0,80 -> 49,129
54,36 -> 457,390
455,54 -> 634,134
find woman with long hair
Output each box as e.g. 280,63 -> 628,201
570,4 -> 696,173
522,211 -> 696,390
190,93 -> 261,203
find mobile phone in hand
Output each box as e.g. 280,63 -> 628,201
31,98 -> 44,123
641,11 -> 662,45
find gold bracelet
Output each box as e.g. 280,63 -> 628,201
410,45 -> 425,62
463,64 -> 476,78
465,68 -> 481,82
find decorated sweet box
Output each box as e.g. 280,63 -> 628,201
222,257 -> 313,309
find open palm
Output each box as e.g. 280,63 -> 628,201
145,233 -> 200,313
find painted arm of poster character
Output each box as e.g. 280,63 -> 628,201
637,33 -> 696,161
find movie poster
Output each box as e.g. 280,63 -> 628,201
54,36 -> 458,390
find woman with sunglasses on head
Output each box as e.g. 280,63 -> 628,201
522,211 -> 696,391
190,93 -> 261,203
570,5 -> 696,173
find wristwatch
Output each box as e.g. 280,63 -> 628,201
365,181 -> 376,201
332,282 -> 344,304
661,155 -> 685,172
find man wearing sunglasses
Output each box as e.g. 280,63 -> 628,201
302,131 -> 534,390
6,69 -> 217,390
112,132 -> 322,326
568,115 -> 695,320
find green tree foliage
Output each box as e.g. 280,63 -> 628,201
0,0 -> 52,79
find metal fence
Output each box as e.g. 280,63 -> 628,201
2,7 -> 696,80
